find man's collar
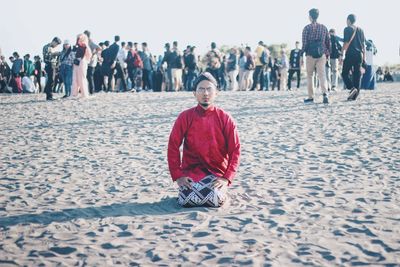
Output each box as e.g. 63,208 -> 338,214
196,104 -> 216,115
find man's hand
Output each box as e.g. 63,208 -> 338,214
212,177 -> 229,189
176,177 -> 193,190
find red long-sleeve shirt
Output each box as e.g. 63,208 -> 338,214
168,104 -> 240,185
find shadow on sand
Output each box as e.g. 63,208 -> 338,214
0,197 -> 197,229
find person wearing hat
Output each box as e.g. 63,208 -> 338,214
43,37 -> 62,100
167,72 -> 241,207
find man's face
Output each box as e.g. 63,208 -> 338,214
193,80 -> 218,108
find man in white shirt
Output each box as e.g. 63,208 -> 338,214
280,50 -> 289,91
116,42 -> 128,91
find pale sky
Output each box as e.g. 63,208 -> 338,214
1,0 -> 399,65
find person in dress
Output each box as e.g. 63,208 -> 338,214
71,34 -> 92,98
167,72 -> 241,207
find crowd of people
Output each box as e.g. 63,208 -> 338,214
0,10 -> 391,102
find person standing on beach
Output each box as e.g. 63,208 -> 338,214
43,37 -> 62,100
288,41 -> 302,90
340,14 -> 366,101
168,72 -> 241,207
59,40 -> 74,98
0,55 -> 11,93
326,29 -> 342,91
84,30 -> 100,95
279,50 -> 289,91
251,41 -> 266,91
11,52 -> 24,93
301,8 -> 330,104
71,34 -> 92,98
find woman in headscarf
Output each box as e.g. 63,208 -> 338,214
71,33 -> 92,98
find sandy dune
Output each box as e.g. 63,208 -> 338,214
0,84 -> 399,266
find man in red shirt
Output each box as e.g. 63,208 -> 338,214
168,72 -> 240,207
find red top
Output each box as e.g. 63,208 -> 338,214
168,104 -> 241,185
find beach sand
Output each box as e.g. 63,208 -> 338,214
0,83 -> 399,266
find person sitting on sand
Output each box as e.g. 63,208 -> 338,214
167,72 -> 241,207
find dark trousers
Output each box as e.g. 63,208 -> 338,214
115,63 -> 127,91
128,67 -> 142,90
94,64 -> 103,92
252,66 -> 264,90
288,69 -> 301,89
342,52 -> 362,90
44,64 -> 55,99
35,74 -> 42,92
185,69 -> 198,91
87,66 -> 95,94
142,69 -> 153,90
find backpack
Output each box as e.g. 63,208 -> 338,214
127,50 -> 143,69
308,39 -> 324,58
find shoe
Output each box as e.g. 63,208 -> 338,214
62,95 -> 68,99
331,86 -> 336,92
304,98 -> 314,103
347,88 -> 359,101
323,93 -> 329,104
46,97 -> 55,101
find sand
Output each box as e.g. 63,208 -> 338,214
0,83 -> 399,266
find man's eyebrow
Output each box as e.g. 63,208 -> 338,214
198,86 -> 213,89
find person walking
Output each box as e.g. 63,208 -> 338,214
301,8 -> 330,104
326,29 -> 342,91
361,40 -> 377,90
341,14 -> 366,100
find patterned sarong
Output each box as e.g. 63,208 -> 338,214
178,175 -> 227,207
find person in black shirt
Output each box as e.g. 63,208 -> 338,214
184,46 -> 198,91
288,41 -> 302,90
326,29 -> 342,91
341,14 -> 365,101
162,43 -> 174,91
43,37 -> 62,100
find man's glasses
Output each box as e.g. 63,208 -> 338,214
196,87 -> 216,93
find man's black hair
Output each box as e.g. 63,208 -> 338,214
192,72 -> 218,91
52,37 -> 62,45
347,14 -> 356,24
84,30 -> 91,38
121,41 -> 126,47
211,42 -> 217,49
309,8 -> 319,21
114,35 -> 120,42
